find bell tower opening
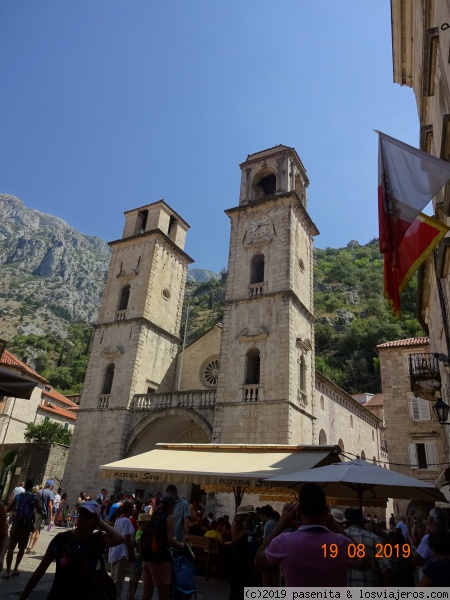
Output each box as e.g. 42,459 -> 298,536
245,348 -> 261,385
252,172 -> 276,200
250,254 -> 265,284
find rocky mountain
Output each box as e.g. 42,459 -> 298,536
0,195 -> 111,339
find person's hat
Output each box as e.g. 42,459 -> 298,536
235,505 -> 250,516
46,480 -> 54,487
138,513 -> 151,523
245,505 -> 255,512
330,508 -> 345,523
160,492 -> 176,506
344,508 -> 367,525
80,500 -> 101,518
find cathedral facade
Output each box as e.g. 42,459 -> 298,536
63,146 -> 382,502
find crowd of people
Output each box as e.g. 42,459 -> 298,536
0,479 -> 449,599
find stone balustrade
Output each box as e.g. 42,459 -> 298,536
132,389 -> 216,411
243,384 -> 260,402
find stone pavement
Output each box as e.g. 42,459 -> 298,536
0,526 -> 231,599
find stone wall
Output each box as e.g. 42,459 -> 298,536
0,442 -> 69,500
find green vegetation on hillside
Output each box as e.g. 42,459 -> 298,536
6,241 -> 423,396
313,241 -> 422,392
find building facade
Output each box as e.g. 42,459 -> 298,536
63,146 -> 384,504
0,349 -> 77,445
391,0 -> 450,495
377,337 -> 448,511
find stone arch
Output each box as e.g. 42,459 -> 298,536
251,167 -> 277,200
318,429 -> 327,445
245,347 -> 261,384
101,363 -> 115,394
118,285 -> 130,310
250,253 -> 265,284
338,438 -> 344,451
126,408 -> 213,456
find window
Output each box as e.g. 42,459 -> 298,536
245,348 -> 260,385
338,439 -> 344,451
360,450 -> 366,460
253,174 -> 276,198
201,357 -> 220,387
410,397 -> 431,421
299,355 -> 306,393
101,364 -> 115,395
64,423 -> 68,429
168,215 -> 177,240
250,254 -> 265,284
44,416 -> 49,422
408,442 -> 438,470
118,285 -> 130,310
320,395 -> 324,411
319,429 -> 327,445
350,416 -> 353,429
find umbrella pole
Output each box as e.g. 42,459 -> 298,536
233,486 -> 245,511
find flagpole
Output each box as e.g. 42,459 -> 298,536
177,301 -> 190,392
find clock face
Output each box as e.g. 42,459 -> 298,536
249,215 -> 271,238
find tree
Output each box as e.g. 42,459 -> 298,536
24,421 -> 72,446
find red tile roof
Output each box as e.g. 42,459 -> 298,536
376,337 -> 429,349
38,402 -> 76,421
364,393 -> 383,406
42,386 -> 78,409
0,350 -> 48,383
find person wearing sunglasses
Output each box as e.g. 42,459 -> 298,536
17,500 -> 125,599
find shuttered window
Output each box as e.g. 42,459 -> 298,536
408,442 -> 438,469
410,397 -> 431,421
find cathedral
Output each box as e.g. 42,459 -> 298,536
63,145 -> 382,503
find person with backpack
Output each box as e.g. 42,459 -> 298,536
2,479 -> 35,579
140,492 -> 185,600
26,479 -> 54,555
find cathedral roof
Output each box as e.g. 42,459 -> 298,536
376,337 -> 429,349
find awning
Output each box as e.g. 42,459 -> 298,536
0,366 -> 37,399
100,443 -> 341,489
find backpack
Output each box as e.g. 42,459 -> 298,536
13,492 -> 35,528
36,489 -> 49,518
140,509 -> 170,562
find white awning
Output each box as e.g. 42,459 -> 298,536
100,443 -> 341,489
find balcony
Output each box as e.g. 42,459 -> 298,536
132,390 -> 216,411
97,395 -> 110,409
243,384 -> 260,402
249,282 -> 266,297
408,353 -> 441,400
116,310 -> 127,321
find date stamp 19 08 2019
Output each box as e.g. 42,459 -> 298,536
322,543 -> 411,559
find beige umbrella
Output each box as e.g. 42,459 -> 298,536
264,459 -> 447,510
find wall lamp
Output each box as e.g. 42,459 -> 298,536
432,397 -> 450,425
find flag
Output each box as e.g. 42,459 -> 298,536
378,131 -> 450,315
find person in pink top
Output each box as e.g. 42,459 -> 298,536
255,483 -> 370,587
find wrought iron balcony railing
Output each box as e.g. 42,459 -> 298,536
408,353 -> 441,399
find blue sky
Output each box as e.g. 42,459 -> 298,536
0,1 -> 419,273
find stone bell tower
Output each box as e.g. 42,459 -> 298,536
63,200 -> 193,499
213,145 -> 319,444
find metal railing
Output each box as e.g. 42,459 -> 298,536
408,353 -> 440,379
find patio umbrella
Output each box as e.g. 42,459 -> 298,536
264,459 -> 447,510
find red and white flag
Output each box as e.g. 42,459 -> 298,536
378,131 -> 450,315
